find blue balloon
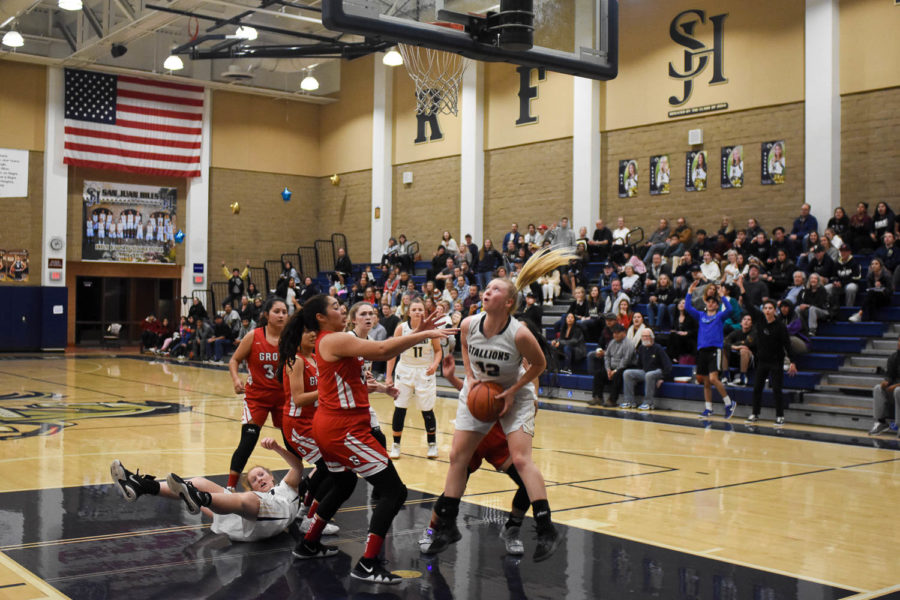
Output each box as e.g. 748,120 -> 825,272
174,230 -> 185,244
281,187 -> 292,202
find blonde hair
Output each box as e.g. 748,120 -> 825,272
239,465 -> 273,491
500,247 -> 576,314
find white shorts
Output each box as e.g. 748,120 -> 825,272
454,379 -> 536,437
210,481 -> 300,542
394,363 -> 436,411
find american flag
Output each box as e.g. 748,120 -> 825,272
64,68 -> 204,178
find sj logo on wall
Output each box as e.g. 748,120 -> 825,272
761,141 -> 786,185
83,181 -> 178,263
0,249 -> 29,282
668,9 -> 728,107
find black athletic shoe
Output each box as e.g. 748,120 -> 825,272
166,473 -> 210,515
110,459 -> 158,501
291,539 -> 339,560
533,527 -> 562,562
419,521 -> 462,555
350,557 -> 402,585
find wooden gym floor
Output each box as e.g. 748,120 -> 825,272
0,353 -> 897,599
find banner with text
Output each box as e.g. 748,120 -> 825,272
684,150 -> 708,192
618,159 -> 638,198
721,145 -> 744,189
649,155 -> 671,195
82,180 -> 178,263
761,141 -> 785,185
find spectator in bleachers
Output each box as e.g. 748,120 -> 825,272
699,250 -> 722,285
689,229 -> 713,258
551,313 -> 587,375
616,297 -> 633,329
236,317 -> 252,341
823,228 -> 845,255
593,324 -> 634,406
721,250 -> 741,285
640,218 -> 670,264
668,298 -> 698,364
688,268 -> 710,310
549,216 -> 576,248
576,226 -> 591,251
382,237 -> 401,266
222,260 -> 251,308
790,203 -> 818,245
587,313 -> 620,406
625,312 -> 648,348
746,217 -> 765,240
502,223 -> 521,250
827,206 -> 850,238
458,260 -> 476,285
562,250 -> 588,294
223,303 -> 241,336
502,240 -> 519,272
662,234 -> 685,261
461,233 -> 478,266
522,224 -> 540,252
622,329 -> 673,410
207,314 -> 236,364
518,291 -> 543,333
170,317 -> 193,359
723,315 -> 755,386
673,216 -> 693,247
743,299 -> 798,426
619,247 -> 647,276
285,278 -> 300,315
782,270 -> 807,306
769,227 -> 793,262
590,219 -> 613,261
462,284 -> 481,315
850,258 -> 893,323
379,304 -> 400,340
711,232 -> 732,259
620,264 -> 643,303
298,276 -> 319,306
778,299 -> 810,356
534,224 -> 549,249
868,336 -> 900,436
602,278 -> 629,314
768,249 -> 796,298
587,285 -> 603,316
796,273 -> 831,335
190,317 -> 213,361
848,202 -> 875,252
280,260 -> 300,287
427,245 -> 450,283
382,267 -> 400,304
538,265 -> 561,305
730,229 -> 750,258
647,273 -> 678,329
434,255 -> 456,291
596,262 -> 617,293
441,231 -> 460,258
720,284 -> 743,334
874,232 -> 900,276
820,236 -> 839,262
797,230 -> 820,267
246,282 -> 262,302
832,244 -> 862,307
476,239 -> 502,288
610,217 -> 629,263
717,216 -> 736,243
872,202 -> 896,245
645,252 -> 672,292
806,245 -> 836,293
333,247 -> 353,287
742,264 -> 770,307
748,232 -> 770,264
188,297 -> 208,323
673,250 -> 697,292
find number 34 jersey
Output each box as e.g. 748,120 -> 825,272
465,312 -> 526,389
245,327 -> 283,401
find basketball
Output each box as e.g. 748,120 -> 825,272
467,381 -> 506,422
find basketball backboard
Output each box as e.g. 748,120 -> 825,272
321,0 -> 617,81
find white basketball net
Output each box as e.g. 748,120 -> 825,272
398,43 -> 469,116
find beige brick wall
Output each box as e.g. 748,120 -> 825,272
392,157 -> 462,256
841,88 -> 900,208
485,138 -> 573,244
316,170 -> 373,263
602,102 -> 805,237
0,151 -> 43,286
208,167 -> 319,273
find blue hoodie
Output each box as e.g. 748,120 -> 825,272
684,302 -> 730,350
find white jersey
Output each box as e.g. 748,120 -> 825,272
398,322 -> 434,368
465,312 -> 525,388
210,479 -> 301,542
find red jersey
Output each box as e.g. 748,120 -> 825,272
245,327 -> 282,401
315,331 -> 368,412
283,355 -> 318,430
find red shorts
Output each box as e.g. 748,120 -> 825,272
312,408 -> 388,478
282,415 -> 322,465
242,395 -> 284,428
468,423 -> 510,473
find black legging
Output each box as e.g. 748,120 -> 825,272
752,362 -> 785,417
592,367 -> 625,401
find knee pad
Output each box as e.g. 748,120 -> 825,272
392,407 -> 407,433
421,410 -> 436,434
229,423 -> 260,473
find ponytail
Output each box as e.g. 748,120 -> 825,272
503,247 -> 576,314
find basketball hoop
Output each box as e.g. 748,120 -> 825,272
398,22 -> 469,117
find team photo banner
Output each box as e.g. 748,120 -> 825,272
649,154 -> 670,195
684,150 -> 708,192
761,140 -> 785,185
721,145 -> 744,189
618,159 -> 638,198
82,180 -> 178,263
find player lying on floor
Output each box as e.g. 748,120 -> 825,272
110,437 -> 338,542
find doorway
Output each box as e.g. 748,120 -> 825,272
75,277 -> 178,344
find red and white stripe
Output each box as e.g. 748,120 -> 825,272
64,74 -> 204,178
343,433 -> 388,477
290,430 -> 322,464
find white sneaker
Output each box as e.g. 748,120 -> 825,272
389,444 -> 401,460
299,516 -> 340,535
427,443 -> 438,459
848,312 -> 862,323
499,525 -> 525,555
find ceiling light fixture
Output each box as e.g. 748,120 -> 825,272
58,0 -> 83,11
300,68 -> 319,91
382,49 -> 403,66
235,25 -> 258,41
163,54 -> 184,71
2,29 -> 24,48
